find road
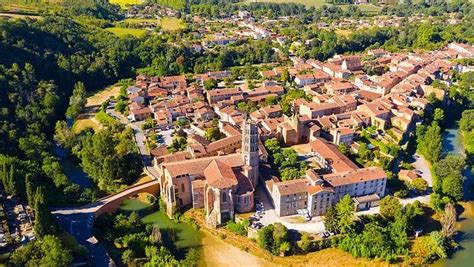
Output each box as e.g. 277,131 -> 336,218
412,153 -> 433,187
54,212 -> 113,267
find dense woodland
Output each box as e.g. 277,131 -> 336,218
0,0 -> 473,265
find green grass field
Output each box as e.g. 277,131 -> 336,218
106,26 -> 146,37
159,17 -> 185,31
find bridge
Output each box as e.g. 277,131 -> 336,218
51,180 -> 160,266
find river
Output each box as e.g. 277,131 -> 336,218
435,125 -> 474,266
54,146 -> 92,188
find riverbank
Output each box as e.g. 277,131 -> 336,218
433,122 -> 474,266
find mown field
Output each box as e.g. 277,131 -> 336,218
159,17 -> 185,31
109,0 -> 144,9
106,26 -> 147,37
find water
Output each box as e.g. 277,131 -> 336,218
118,199 -> 201,258
435,124 -> 474,267
54,146 -> 92,188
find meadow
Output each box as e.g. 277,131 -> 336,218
109,0 -> 144,9
106,26 -> 147,37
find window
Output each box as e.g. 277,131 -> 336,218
181,184 -> 185,193
222,192 -> 227,203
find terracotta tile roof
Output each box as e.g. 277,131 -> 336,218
323,167 -> 386,187
205,134 -> 242,153
204,160 -> 239,189
274,179 -> 308,195
310,138 -> 358,173
162,154 -> 244,178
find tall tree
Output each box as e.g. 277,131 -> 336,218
324,206 -> 339,233
440,203 -> 457,238
336,195 -> 356,234
66,82 -> 87,121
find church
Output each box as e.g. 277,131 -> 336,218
156,120 -> 259,228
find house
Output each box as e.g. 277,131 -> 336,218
130,106 -> 152,121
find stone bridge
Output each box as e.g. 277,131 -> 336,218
51,180 -> 160,266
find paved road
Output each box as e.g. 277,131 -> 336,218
54,212 -> 113,267
412,153 -> 433,187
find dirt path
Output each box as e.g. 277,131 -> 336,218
199,231 -> 274,267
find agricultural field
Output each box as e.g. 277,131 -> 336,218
109,0 -> 144,9
159,17 -> 185,31
106,26 -> 147,37
245,0 -> 328,8
340,3 -> 382,14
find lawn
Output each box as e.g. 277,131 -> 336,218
159,17 -> 185,31
109,0 -> 144,9
72,117 -> 102,133
106,26 -> 146,37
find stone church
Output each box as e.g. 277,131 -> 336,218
157,120 -> 259,228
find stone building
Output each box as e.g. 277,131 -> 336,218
157,120 -> 259,228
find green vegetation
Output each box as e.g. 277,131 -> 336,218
168,130 -> 188,153
10,235 -> 73,266
205,121 -> 225,142
258,223 -> 291,256
226,219 -> 249,236
264,138 -> 307,181
94,199 -> 200,265
106,26 -> 147,37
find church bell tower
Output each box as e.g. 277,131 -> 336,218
242,118 -> 259,187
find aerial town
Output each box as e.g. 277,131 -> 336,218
1,0 -> 474,266
125,42 -> 473,229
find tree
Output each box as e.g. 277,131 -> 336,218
54,120 -> 75,148
412,231 -> 447,264
66,82 -> 87,120
338,143 -> 349,155
298,233 -> 311,253
257,223 -> 290,255
336,195 -> 355,234
442,173 -> 464,201
380,195 -> 402,220
390,213 -> 409,254
433,154 -> 465,195
417,122 -> 442,162
433,108 -> 445,124
440,203 -> 457,238
122,249 -> 135,265
280,68 -> 290,83
409,178 -> 428,193
264,138 -> 280,155
205,126 -> 224,142
324,206 -> 339,233
258,224 -> 274,252
10,235 -> 72,266
34,187 -> 55,237
203,79 -> 218,90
